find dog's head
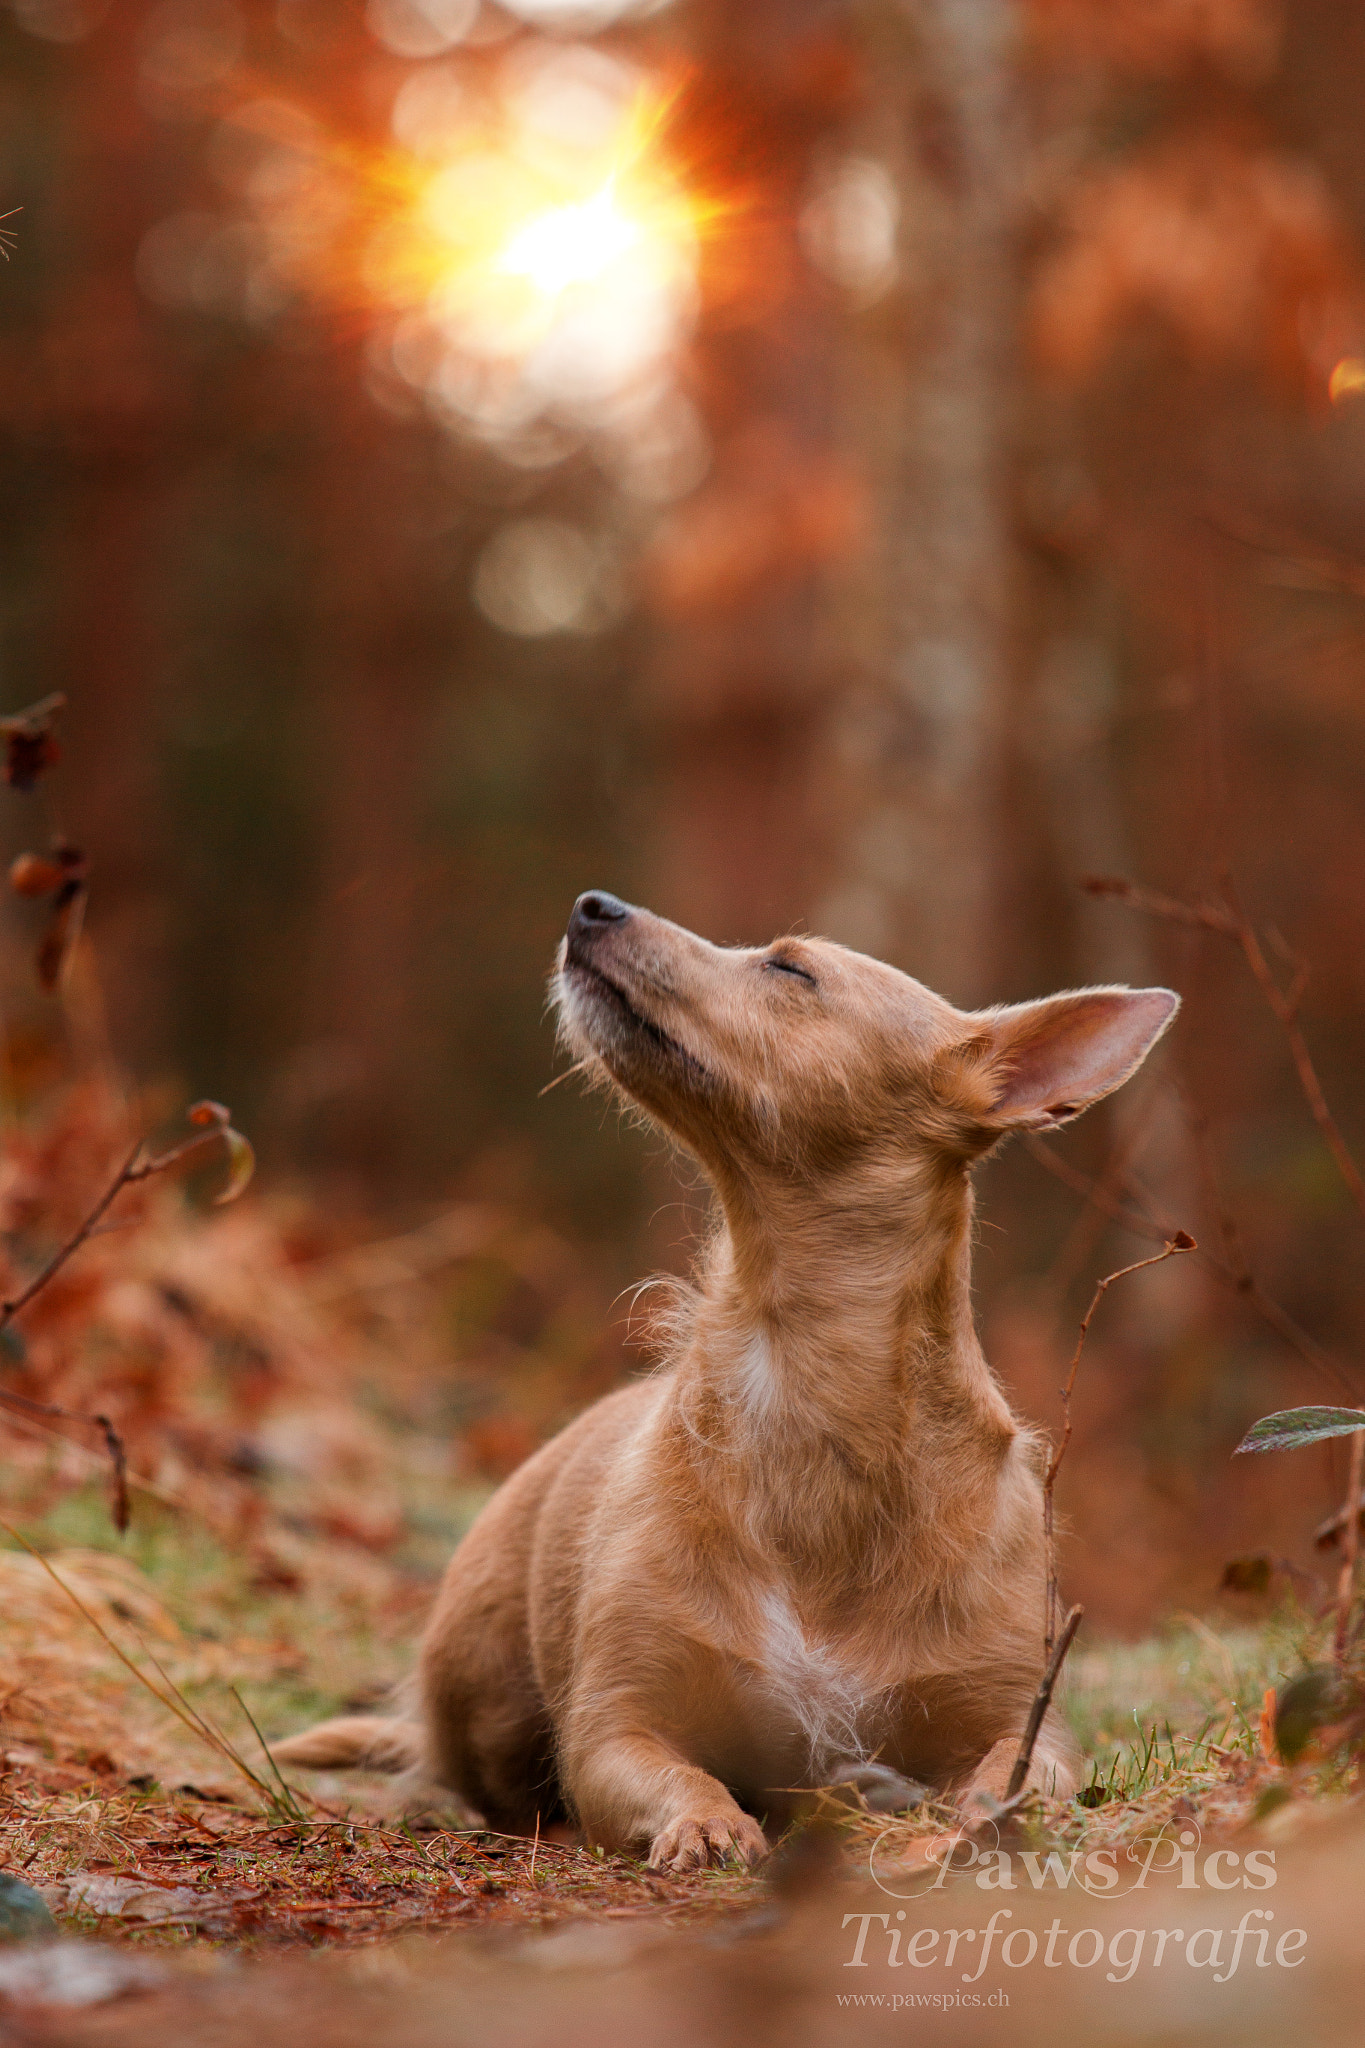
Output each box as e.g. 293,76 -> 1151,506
552,892 -> 1177,1190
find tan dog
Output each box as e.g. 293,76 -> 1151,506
277,893 -> 1176,1869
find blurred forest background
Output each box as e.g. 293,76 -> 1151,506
3,0 -> 1365,1628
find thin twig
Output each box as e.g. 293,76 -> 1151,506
92,1413 -> 129,1532
1081,870 -> 1365,1218
0,1122 -> 243,1331
1181,1101 -> 1362,1402
1220,870 -> 1365,1217
1028,1131 -> 1361,1401
1043,1236 -> 1197,1653
1204,504 -> 1365,603
1079,874 -> 1237,935
0,1138 -> 144,1330
1334,1431 -> 1365,1668
1043,1100 -> 1163,1305
1024,1131 -> 1170,1246
0,1114 -> 248,1531
0,1386 -> 133,1530
1007,1604 -> 1084,1803
1218,1275 -> 1357,1401
0,1401 -> 189,1515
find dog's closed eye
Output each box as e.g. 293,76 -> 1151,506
764,954 -> 817,987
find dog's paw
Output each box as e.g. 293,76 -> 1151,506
958,1749 -> 1013,1813
956,1735 -> 1077,1818
648,1811 -> 767,1874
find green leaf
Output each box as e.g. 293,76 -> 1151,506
1233,1406 -> 1365,1456
213,1127 -> 256,1205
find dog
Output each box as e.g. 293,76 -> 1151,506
276,892 -> 1177,1870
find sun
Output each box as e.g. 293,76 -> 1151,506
214,56 -> 721,442
496,182 -> 646,301
384,74 -> 707,384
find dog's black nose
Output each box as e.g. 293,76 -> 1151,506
570,891 -> 632,933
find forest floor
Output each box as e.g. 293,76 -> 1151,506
0,1453 -> 1348,1958
0,1085 -> 1357,2007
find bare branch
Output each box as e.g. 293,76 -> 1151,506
1007,1604 -> 1083,1804
0,1137 -> 145,1332
1043,1235 -> 1197,1653
0,1397 -> 188,1516
1219,870 -> 1365,1218
1079,874 -> 1238,935
1182,1101 -> 1362,1402
1032,1127 -> 1360,1403
1024,1132 -> 1171,1247
0,1387 -> 131,1532
1081,868 -> 1365,1221
1204,505 -> 1365,603
0,1109 -> 252,1532
1069,1136 -> 1344,1396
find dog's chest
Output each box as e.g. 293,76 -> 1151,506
749,1585 -> 881,1769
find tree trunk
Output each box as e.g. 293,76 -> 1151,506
822,0 -> 1018,1007
639,0 -> 854,946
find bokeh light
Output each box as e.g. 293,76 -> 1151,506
799,156 -> 899,304
472,516 -> 624,634
11,0 -> 109,42
1329,354 -> 1365,403
365,0 -> 480,61
138,0 -> 245,117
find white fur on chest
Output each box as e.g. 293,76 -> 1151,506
753,1585 -> 876,1771
733,1328 -> 779,1421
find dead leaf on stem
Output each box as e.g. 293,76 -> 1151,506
36,880 -> 87,993
0,693 -> 64,791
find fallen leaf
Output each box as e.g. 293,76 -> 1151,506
58,1873 -> 261,1932
63,1874 -> 204,1923
0,1941 -> 164,2009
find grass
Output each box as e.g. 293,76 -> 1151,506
1064,1614 -> 1290,1799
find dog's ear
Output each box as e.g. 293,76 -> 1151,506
944,986 -> 1178,1139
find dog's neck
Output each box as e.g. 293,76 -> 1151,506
673,1152 -> 1018,1507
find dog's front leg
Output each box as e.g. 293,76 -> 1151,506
565,1728 -> 768,1873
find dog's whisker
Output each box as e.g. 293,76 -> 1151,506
538,1057 -> 596,1097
